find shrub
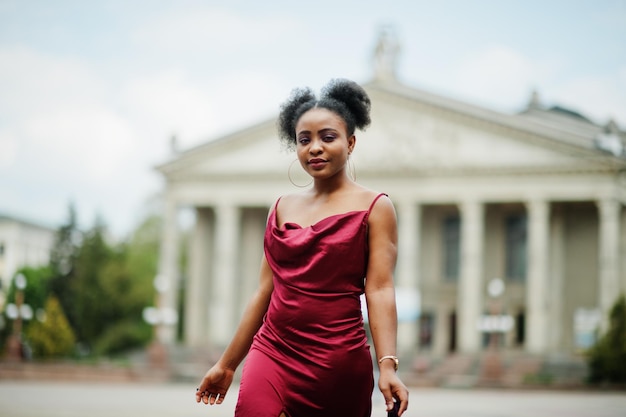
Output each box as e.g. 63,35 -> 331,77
93,320 -> 152,356
587,294 -> 626,385
26,296 -> 76,358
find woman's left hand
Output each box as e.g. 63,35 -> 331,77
378,369 -> 409,416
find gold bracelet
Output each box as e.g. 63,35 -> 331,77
378,355 -> 399,371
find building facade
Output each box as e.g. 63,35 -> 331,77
0,215 -> 56,297
156,50 -> 626,361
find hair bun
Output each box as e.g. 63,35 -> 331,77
321,79 -> 371,130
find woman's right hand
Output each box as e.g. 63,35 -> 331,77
195,364 -> 235,406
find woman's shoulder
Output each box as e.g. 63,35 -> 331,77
273,192 -> 305,209
350,185 -> 390,208
269,192 -> 308,219
353,187 -> 396,223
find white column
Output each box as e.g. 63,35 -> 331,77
185,208 -> 213,347
597,199 -> 621,324
548,210 -> 565,352
526,199 -> 550,354
157,195 -> 180,344
210,203 -> 239,347
396,201 -> 420,288
395,201 -> 421,351
458,201 -> 484,353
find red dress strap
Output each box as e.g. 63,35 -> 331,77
364,193 -> 388,222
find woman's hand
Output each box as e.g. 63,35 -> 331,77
195,364 -> 235,406
378,369 -> 409,416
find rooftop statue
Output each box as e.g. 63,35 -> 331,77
373,26 -> 401,82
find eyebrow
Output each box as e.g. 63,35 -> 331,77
297,127 -> 338,136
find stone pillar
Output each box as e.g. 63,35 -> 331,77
457,201 -> 484,353
597,199 -> 621,324
526,200 -> 550,354
185,208 -> 213,347
157,195 -> 180,344
396,201 -> 420,288
395,201 -> 421,351
210,203 -> 240,347
548,209 -> 565,352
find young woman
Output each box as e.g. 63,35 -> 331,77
196,78 -> 409,417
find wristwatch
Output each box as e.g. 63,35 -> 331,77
378,355 -> 399,371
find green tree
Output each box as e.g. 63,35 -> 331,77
9,266 -> 53,314
48,203 -> 81,334
70,216 -> 112,347
124,214 -> 161,314
91,215 -> 160,354
41,207 -> 163,358
0,266 -> 52,354
26,296 -> 76,358
587,294 -> 626,385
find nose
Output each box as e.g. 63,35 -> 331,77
309,138 -> 323,155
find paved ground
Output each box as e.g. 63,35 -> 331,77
0,380 -> 625,417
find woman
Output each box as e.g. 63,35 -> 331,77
195,78 -> 409,417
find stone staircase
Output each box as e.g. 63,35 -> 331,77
0,345 -> 589,388
402,351 -> 588,389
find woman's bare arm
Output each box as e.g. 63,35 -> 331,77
195,254 -> 274,405
364,195 -> 409,416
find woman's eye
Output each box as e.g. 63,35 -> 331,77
323,135 -> 336,141
298,137 -> 310,145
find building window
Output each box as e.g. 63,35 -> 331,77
419,312 -> 434,348
442,215 -> 460,281
448,311 -> 457,352
515,309 -> 525,346
505,214 -> 527,281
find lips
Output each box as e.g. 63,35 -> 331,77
308,158 -> 327,169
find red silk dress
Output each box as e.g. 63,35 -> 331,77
234,193 -> 387,417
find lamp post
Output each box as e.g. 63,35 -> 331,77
479,278 -> 512,385
5,273 -> 33,361
142,274 -> 178,368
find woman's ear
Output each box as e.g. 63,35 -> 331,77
348,135 -> 356,154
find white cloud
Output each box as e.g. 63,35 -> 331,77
0,44 -> 150,234
0,45 -> 106,118
122,70 -> 218,148
23,106 -> 137,183
0,130 -> 18,169
0,45 -> 139,184
131,6 -> 295,55
437,44 -> 626,127
121,68 -> 289,151
451,45 -> 560,111
194,71 -> 288,139
546,67 -> 626,126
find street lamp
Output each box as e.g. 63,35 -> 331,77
5,273 -> 33,361
142,274 -> 178,368
478,278 -> 513,385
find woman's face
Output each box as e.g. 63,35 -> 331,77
295,108 -> 355,181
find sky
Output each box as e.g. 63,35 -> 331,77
1,0 -> 625,238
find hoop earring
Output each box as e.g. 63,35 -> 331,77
288,159 -> 312,188
348,156 -> 357,182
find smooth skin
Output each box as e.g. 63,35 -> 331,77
196,107 -> 409,416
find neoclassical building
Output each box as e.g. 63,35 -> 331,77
0,215 -> 55,293
155,43 -> 626,361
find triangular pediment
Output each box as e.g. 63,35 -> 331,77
156,120 -> 292,180
157,81 -> 625,181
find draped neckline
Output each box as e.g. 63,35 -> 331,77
273,208 -> 368,231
